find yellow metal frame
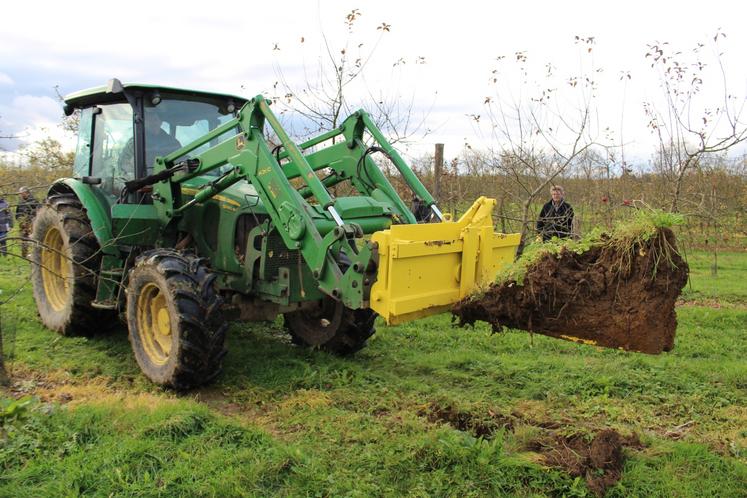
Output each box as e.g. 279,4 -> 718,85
370,197 -> 520,324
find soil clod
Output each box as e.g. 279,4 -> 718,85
536,429 -> 643,496
453,227 -> 688,353
419,402 -> 643,495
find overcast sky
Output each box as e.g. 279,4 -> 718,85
2,0 -> 746,165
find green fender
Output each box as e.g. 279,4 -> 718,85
49,178 -> 118,256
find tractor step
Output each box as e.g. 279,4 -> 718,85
94,264 -> 125,308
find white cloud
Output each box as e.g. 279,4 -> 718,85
1,0 -> 746,161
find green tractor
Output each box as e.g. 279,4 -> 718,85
31,79 -> 520,389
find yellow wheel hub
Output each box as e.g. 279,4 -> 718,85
137,283 -> 173,365
41,227 -> 72,312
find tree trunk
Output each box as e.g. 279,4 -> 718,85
515,198 -> 534,259
434,143 -> 443,204
670,157 -> 693,213
498,194 -> 507,233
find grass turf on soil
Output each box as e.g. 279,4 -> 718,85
1,248 -> 746,497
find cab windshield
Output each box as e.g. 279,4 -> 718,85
143,98 -> 236,174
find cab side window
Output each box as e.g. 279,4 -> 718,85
73,107 -> 93,177
92,103 -> 134,196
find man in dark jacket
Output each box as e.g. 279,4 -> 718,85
410,195 -> 432,223
16,186 -> 40,257
0,197 -> 12,257
536,185 -> 574,241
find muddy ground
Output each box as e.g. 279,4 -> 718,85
420,401 -> 644,496
453,227 -> 689,353
536,428 -> 644,496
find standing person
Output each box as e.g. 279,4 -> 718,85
0,196 -> 12,257
410,195 -> 432,223
536,185 -> 574,241
15,186 -> 40,258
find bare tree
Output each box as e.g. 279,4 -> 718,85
644,30 -> 747,212
479,36 -> 608,254
267,7 -> 431,144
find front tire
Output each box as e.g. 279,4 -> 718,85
126,250 -> 227,389
31,194 -> 106,335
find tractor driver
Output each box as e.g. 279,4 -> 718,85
142,109 -> 182,174
119,108 -> 182,178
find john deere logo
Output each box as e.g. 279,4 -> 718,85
235,134 -> 247,150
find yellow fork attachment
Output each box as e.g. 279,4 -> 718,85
370,197 -> 521,324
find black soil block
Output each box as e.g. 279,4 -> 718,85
453,228 -> 689,354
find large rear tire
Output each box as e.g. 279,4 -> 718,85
126,250 -> 227,389
31,194 -> 108,335
284,298 -> 376,355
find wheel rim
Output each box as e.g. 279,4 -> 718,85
137,283 -> 173,365
41,227 -> 71,311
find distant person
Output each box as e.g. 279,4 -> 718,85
536,185 -> 574,241
410,195 -> 432,223
0,196 -> 12,257
16,186 -> 40,257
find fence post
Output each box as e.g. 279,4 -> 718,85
434,143 -> 443,204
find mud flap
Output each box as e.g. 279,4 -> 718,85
370,197 -> 520,324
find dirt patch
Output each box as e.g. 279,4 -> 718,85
3,366 -> 83,404
192,387 -> 250,417
453,227 -> 689,354
532,429 -> 643,496
420,401 -> 643,495
420,401 -> 587,439
418,402 -> 513,438
0,366 -> 183,411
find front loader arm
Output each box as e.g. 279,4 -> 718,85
151,96 -> 385,307
149,95 -> 520,322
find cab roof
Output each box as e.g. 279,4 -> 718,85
63,80 -> 248,111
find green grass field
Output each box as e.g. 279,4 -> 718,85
1,248 -> 746,497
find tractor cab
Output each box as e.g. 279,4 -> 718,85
64,79 -> 246,198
